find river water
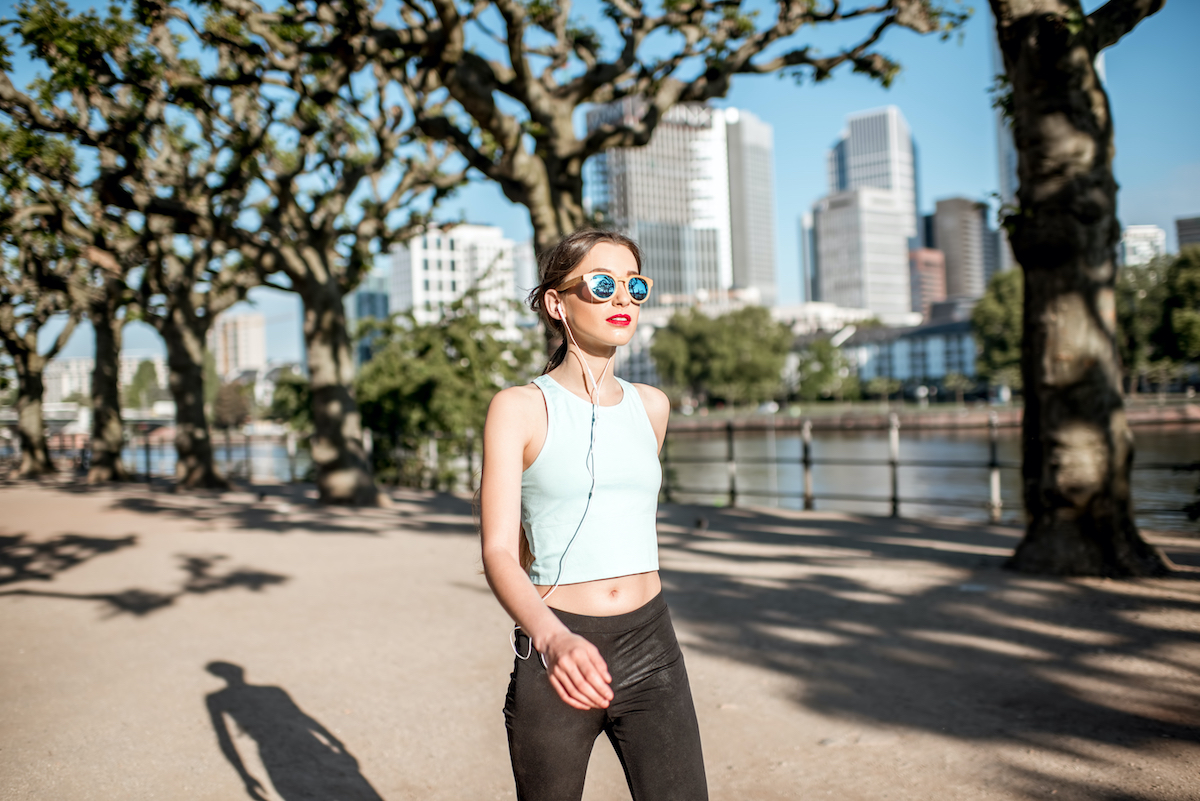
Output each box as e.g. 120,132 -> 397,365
21,423 -> 1197,534
661,423 -> 1199,534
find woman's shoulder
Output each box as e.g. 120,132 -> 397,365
629,382 -> 670,422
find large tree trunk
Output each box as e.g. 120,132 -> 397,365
14,354 -> 55,477
88,290 -> 130,483
992,0 -> 1168,577
161,309 -> 228,490
299,278 -> 380,505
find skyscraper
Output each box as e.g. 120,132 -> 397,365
810,107 -> 917,318
813,187 -> 912,316
725,108 -> 777,305
587,100 -> 778,308
935,198 -> 988,300
389,224 -> 519,339
1177,216 -> 1200,249
825,106 -> 918,243
208,313 -> 267,380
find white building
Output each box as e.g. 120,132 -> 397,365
1119,225 -> 1167,267
586,100 -> 734,307
725,108 -> 777,306
208,313 -> 266,380
826,106 -> 918,242
389,224 -> 520,339
43,354 -> 168,404
811,107 -> 919,319
813,187 -> 913,319
845,321 -> 977,384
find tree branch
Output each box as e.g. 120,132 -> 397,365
1088,0 -> 1165,51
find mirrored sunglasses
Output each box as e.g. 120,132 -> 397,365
558,272 -> 654,304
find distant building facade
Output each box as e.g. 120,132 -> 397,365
845,320 -> 977,384
725,108 -> 777,306
1119,225 -> 1167,267
44,354 -> 168,404
208,313 -> 267,380
345,270 -> 390,366
586,100 -> 776,307
1177,216 -> 1200,249
813,187 -> 913,318
935,197 -> 989,300
909,248 -> 947,319
389,224 -> 520,339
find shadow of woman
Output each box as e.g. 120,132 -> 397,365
205,661 -> 384,801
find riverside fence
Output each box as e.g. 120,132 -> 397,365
658,413 -> 1200,524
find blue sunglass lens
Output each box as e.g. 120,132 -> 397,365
588,274 -> 617,298
627,277 -> 649,300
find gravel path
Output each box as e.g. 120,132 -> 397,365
1,480 -> 1197,800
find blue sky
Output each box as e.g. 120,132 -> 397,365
26,0 -> 1200,363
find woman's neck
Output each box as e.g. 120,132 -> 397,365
551,346 -> 618,403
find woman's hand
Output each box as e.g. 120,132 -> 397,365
540,630 -> 614,710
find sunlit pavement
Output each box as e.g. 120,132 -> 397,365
1,478 -> 1198,801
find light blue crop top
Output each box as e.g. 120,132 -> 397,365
520,374 -> 662,585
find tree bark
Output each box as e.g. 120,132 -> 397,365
298,277 -> 380,506
991,0 -> 1168,576
13,354 -> 55,477
87,284 -> 130,483
160,309 -> 229,490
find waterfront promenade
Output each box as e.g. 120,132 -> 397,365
1,479 -> 1198,800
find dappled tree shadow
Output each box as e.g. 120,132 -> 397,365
655,504 -> 1200,764
0,553 -> 287,616
206,661 -> 385,801
0,532 -> 138,585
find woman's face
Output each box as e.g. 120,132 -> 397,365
549,242 -> 642,350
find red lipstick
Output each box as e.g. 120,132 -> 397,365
607,314 -> 631,326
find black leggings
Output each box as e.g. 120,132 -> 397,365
504,593 -> 708,801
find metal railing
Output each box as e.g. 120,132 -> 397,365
660,412 -> 1200,521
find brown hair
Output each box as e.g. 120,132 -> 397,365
528,229 -> 643,373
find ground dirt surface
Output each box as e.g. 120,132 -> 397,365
1,479 -> 1198,801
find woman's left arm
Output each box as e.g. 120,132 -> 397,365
635,385 -> 672,453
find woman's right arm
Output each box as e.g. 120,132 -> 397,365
479,387 -> 614,711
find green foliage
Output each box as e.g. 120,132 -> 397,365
212,382 -> 250,430
865,376 -> 902,402
650,306 -> 792,407
1116,256 -> 1170,389
1156,247 -> 1200,362
972,268 -> 1023,384
942,371 -> 976,404
794,338 -> 860,402
267,368 -> 312,433
354,298 -> 537,487
123,359 -> 160,410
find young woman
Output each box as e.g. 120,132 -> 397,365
479,230 -> 708,801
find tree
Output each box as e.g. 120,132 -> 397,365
1115,256 -> 1169,394
651,306 -> 792,407
0,127 -> 84,476
971,267 -> 1023,386
372,0 -> 968,253
794,338 -> 859,402
180,1 -> 466,505
866,376 -> 902,405
1154,247 -> 1200,365
355,298 -> 536,488
990,0 -> 1168,576
942,372 -> 974,406
268,369 -> 313,434
124,360 -> 160,410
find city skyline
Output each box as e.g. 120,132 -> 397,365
45,1 -> 1200,364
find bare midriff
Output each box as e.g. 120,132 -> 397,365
534,571 -> 662,617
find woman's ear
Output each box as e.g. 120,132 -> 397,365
544,289 -> 563,321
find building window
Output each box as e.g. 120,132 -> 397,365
423,279 -> 429,290
423,259 -> 429,270
449,260 -> 456,272
437,260 -> 442,270
451,281 -> 457,291
449,240 -> 455,251
422,236 -> 428,247
438,281 -> 443,291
